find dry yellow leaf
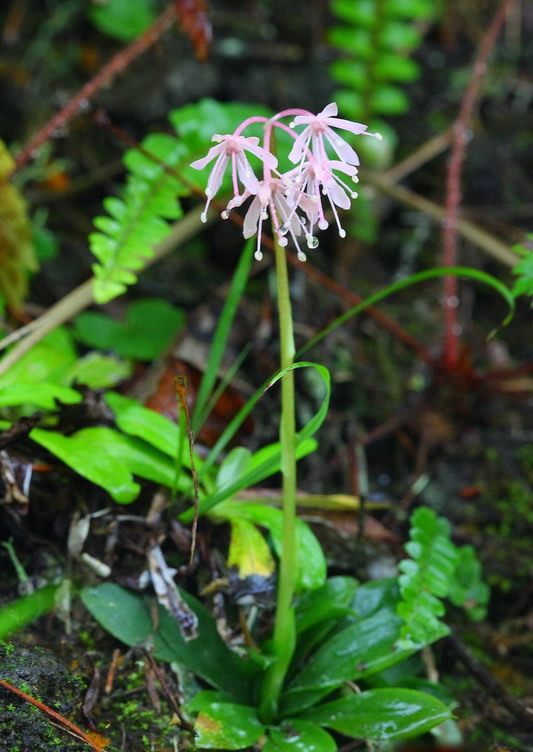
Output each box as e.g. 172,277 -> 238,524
0,141 -> 38,308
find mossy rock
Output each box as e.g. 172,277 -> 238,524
0,642 -> 90,752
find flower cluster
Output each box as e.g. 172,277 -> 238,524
190,103 -> 381,261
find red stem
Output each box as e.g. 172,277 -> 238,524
442,0 -> 516,368
13,4 -> 178,172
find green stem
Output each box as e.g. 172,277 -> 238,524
259,237 -> 298,723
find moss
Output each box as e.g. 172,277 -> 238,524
0,643 -> 116,752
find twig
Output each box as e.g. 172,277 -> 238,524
13,4 -> 178,172
449,631 -> 533,728
363,169 -> 520,268
0,678 -> 106,752
442,0 -> 518,368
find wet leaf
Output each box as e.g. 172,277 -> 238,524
299,688 -> 451,740
264,719 -> 336,752
187,690 -> 264,749
295,576 -> 358,633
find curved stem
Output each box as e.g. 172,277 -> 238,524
259,234 -> 297,723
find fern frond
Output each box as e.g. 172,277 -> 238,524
511,234 -> 533,304
396,506 -> 458,649
90,133 -> 186,304
396,506 -> 490,649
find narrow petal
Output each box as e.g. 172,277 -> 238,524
226,191 -> 251,211
206,152 -> 229,197
324,127 -> 360,165
243,197 -> 262,238
288,127 -> 312,163
244,142 -> 279,169
236,153 -> 260,192
328,182 -> 351,210
324,117 -> 368,135
190,142 -> 224,170
319,102 -> 338,119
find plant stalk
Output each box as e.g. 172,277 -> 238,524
259,236 -> 297,723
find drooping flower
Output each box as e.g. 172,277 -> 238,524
190,134 -> 278,221
284,159 -> 359,237
288,102 -> 381,167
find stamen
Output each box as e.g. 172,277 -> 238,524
221,210 -> 229,219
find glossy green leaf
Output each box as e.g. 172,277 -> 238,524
217,447 -> 253,491
264,720 -> 336,752
106,391 -> 178,455
349,578 -> 400,620
81,584 -> 258,701
295,576 -> 358,633
214,502 -> 326,591
89,0 -> 155,41
186,691 -> 265,750
74,299 -> 184,361
0,584 -> 60,640
0,328 -> 77,389
228,518 -> 275,579
285,608 -> 411,714
66,352 -> 132,388
298,267 -> 515,359
300,688 -> 451,740
0,382 -> 81,410
30,427 -> 141,503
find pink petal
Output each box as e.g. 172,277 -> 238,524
324,117 -> 367,135
190,142 -> 224,170
206,152 -> 229,196
244,142 -> 278,169
236,154 -> 260,192
324,128 -> 360,165
319,102 -> 338,119
288,127 -> 312,163
328,183 -> 351,210
243,197 -> 263,238
226,191 -> 251,211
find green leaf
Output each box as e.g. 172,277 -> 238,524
66,352 -> 132,388
350,578 -> 400,620
380,21 -> 421,50
0,382 -> 81,410
214,502 -> 326,592
329,60 -> 367,90
81,584 -> 259,701
217,447 -> 253,491
30,427 -> 140,503
264,720 -> 336,752
331,0 -> 375,27
297,267 -> 515,359
384,0 -> 436,19
73,298 -> 185,360
448,545 -> 490,622
295,576 -> 358,633
374,54 -> 419,82
0,328 -> 77,389
106,391 -> 180,458
511,235 -> 533,303
300,688 -> 451,740
186,691 -> 265,750
328,27 -> 373,58
89,0 -> 156,42
283,608 -> 411,716
228,518 -> 275,579
371,84 -> 410,115
0,584 -> 60,640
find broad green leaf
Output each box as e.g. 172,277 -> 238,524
0,584 -> 60,640
81,584 -> 259,701
186,691 -> 264,750
264,720 -> 336,752
380,21 -> 421,49
300,688 -> 451,740
214,502 -> 326,591
89,0 -> 155,41
371,84 -> 410,115
217,447 -> 252,491
30,427 -> 140,503
73,298 -> 185,360
349,578 -> 400,620
0,328 -> 77,389
331,0 -> 375,27
284,608 -> 411,715
106,391 -> 178,455
295,576 -> 358,633
66,352 -> 132,388
374,54 -> 419,82
0,382 -> 81,410
228,518 -> 275,579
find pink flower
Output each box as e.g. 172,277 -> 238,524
190,134 -> 278,221
284,159 -> 359,237
288,102 -> 381,167
224,178 -> 313,262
